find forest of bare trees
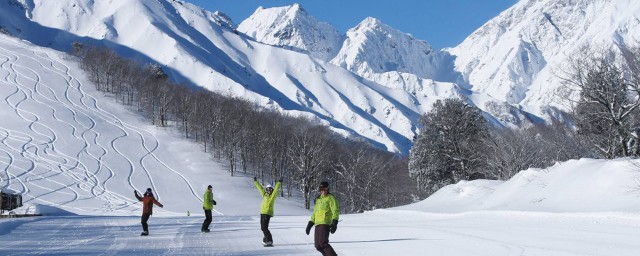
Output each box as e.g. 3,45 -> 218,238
70,43 -> 416,213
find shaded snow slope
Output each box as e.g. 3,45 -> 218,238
0,34 -> 307,217
449,0 -> 640,117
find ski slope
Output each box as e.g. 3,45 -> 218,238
0,34 -> 305,216
1,35 -> 640,255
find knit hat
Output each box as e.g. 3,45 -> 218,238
319,181 -> 329,190
144,188 -> 152,196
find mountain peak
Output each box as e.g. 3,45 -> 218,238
289,3 -> 303,12
212,11 -> 235,29
358,17 -> 384,29
237,3 -> 343,60
330,16 -> 442,80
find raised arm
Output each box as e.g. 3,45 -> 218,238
254,177 -> 265,196
134,190 -> 142,201
271,180 -> 282,198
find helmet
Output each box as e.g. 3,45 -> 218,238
265,184 -> 273,190
319,181 -> 329,190
144,188 -> 153,196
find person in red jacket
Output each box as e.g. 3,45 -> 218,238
134,188 -> 163,236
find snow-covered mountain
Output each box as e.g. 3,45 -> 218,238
235,4 -> 535,133
0,0 -> 427,154
448,0 -> 640,117
237,3 -> 343,61
5,0 -> 637,154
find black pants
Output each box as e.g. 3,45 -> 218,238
314,224 -> 337,256
260,214 -> 272,243
202,209 -> 212,230
141,213 -> 151,232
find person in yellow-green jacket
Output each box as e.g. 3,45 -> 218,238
254,176 -> 282,246
305,181 -> 339,256
201,185 -> 217,233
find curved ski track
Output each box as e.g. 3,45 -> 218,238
0,37 -> 201,215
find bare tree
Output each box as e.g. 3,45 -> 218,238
560,47 -> 640,158
287,121 -> 331,209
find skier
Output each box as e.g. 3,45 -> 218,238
134,188 -> 163,236
305,181 -> 339,256
254,177 -> 282,246
202,185 -> 217,232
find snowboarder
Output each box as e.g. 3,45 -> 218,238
202,185 -> 217,232
254,177 -> 282,246
305,181 -> 339,256
134,188 -> 163,236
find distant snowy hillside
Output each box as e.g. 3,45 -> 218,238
237,3 -> 343,61
449,0 -> 640,117
399,158 -> 640,213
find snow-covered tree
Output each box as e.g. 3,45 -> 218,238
561,47 -> 640,158
408,98 -> 489,194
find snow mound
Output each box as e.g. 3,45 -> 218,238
401,158 -> 640,213
8,204 -> 76,216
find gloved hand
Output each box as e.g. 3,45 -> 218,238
254,177 -> 257,181
278,178 -> 283,183
305,221 -> 314,235
330,219 -> 338,234
212,200 -> 217,205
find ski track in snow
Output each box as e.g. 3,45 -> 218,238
0,37 -> 202,215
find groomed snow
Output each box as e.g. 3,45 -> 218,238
1,34 -> 640,255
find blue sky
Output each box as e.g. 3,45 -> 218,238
184,0 -> 518,49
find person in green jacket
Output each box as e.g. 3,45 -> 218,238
305,181 -> 339,256
254,176 -> 282,246
201,185 -> 217,232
